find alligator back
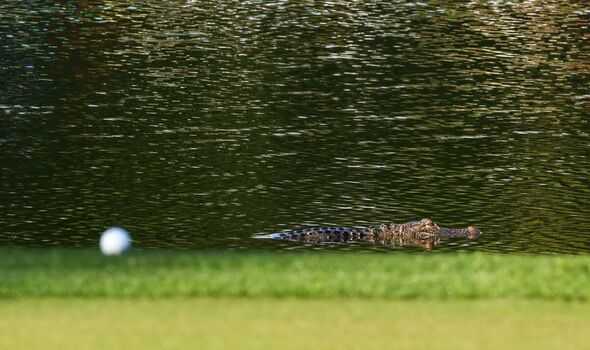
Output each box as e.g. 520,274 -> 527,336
257,218 -> 441,244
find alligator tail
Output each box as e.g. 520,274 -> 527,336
252,233 -> 289,240
254,227 -> 373,243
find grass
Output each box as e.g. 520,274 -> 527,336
2,248 -> 590,349
1,298 -> 589,350
2,247 -> 590,300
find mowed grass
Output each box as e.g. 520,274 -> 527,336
1,298 -> 589,350
2,247 -> 590,300
3,248 -> 590,349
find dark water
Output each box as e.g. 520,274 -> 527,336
2,1 -> 590,253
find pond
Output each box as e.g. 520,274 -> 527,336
1,1 -> 590,253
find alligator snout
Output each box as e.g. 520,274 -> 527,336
467,226 -> 481,240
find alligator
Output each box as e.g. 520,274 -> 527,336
255,218 -> 480,250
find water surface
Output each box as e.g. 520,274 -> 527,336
1,1 -> 590,253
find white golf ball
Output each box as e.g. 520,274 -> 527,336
100,227 -> 132,256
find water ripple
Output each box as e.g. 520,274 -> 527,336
0,1 -> 589,253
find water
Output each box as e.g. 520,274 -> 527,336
1,1 -> 590,253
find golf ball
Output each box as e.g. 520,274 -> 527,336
100,227 -> 131,256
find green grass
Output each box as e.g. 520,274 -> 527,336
2,248 -> 590,349
2,247 -> 590,300
1,298 -> 589,350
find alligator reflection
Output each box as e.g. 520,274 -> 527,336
256,218 -> 480,251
